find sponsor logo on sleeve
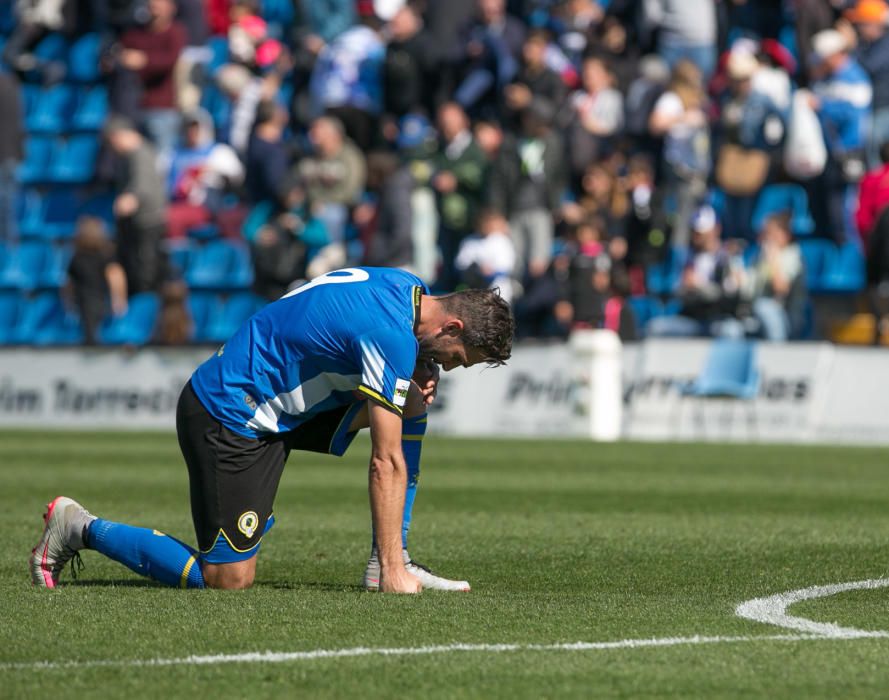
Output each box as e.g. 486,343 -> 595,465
393,378 -> 411,407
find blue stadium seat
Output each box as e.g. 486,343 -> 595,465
17,188 -> 46,239
42,188 -> 81,239
18,292 -> 83,345
682,340 -> 760,399
751,184 -> 815,237
26,34 -> 69,82
798,238 -> 834,290
38,245 -> 71,288
18,136 -> 53,184
19,34 -> 69,84
627,295 -> 684,337
34,311 -> 83,345
0,291 -> 24,344
627,296 -> 661,330
100,293 -> 160,345
0,242 -> 52,290
8,292 -> 64,344
708,186 -> 726,220
32,33 -> 69,64
0,2 -> 14,34
188,290 -> 221,341
646,249 -> 684,296
662,298 -> 683,317
71,85 -> 109,131
167,239 -> 195,278
67,33 -> 102,82
186,240 -> 254,290
820,242 -> 866,293
22,83 -> 40,120
25,84 -> 74,133
78,191 -> 115,228
203,292 -> 264,342
48,135 -> 99,184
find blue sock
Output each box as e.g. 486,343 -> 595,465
400,414 -> 426,549
87,519 -> 205,589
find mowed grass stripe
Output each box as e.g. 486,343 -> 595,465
2,432 -> 889,698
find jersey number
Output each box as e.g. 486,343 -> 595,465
280,268 -> 370,299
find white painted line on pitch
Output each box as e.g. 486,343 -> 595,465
4,578 -> 889,672
735,578 -> 889,638
0,634 -> 827,671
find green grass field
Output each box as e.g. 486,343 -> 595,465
2,431 -> 889,699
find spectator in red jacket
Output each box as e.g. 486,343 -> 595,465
856,142 -> 889,246
115,0 -> 187,169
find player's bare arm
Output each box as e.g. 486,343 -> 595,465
367,401 -> 422,594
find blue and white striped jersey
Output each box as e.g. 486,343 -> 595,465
190,267 -> 428,438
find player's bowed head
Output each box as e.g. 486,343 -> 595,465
415,288 -> 515,371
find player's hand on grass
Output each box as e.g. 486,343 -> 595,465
380,566 -> 423,594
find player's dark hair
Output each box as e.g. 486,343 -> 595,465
437,288 -> 515,365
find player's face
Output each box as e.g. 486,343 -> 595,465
421,338 -> 487,372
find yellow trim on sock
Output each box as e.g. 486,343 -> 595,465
402,434 -> 424,441
180,555 -> 197,589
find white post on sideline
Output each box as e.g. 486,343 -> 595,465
570,329 -> 623,441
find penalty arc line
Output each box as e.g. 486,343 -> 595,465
735,577 -> 889,638
4,577 -> 889,671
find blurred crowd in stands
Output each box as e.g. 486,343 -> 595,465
3,0 -> 889,346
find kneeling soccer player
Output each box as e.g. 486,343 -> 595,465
29,267 -> 514,593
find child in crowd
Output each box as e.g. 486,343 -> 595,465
154,280 -> 193,345
454,210 -> 517,302
65,217 -> 128,345
243,178 -> 329,300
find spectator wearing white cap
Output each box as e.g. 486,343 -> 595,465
646,205 -> 747,339
714,49 -> 785,242
807,28 -> 873,243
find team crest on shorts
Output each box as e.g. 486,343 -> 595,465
237,511 -> 259,538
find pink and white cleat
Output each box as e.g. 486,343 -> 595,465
29,497 -> 96,588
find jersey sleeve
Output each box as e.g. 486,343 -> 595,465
354,329 -> 418,415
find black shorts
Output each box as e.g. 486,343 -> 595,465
176,381 -> 363,564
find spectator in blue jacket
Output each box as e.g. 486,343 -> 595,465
809,29 -> 873,243
244,100 -> 290,206
845,0 -> 889,167
452,0 -> 527,119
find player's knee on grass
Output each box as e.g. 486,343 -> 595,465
201,558 -> 256,590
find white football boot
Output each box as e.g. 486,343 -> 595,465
29,496 -> 96,588
363,547 -> 471,592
